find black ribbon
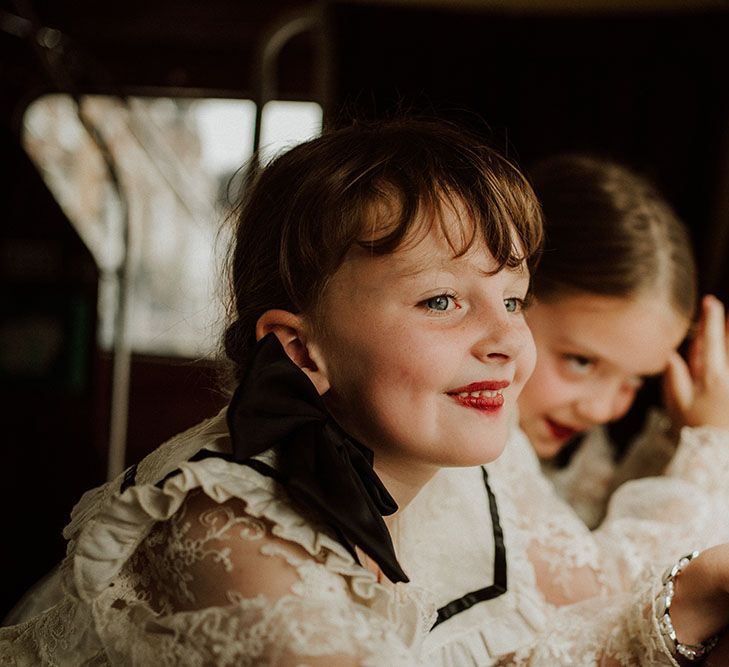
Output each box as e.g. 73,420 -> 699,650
227,333 -> 408,584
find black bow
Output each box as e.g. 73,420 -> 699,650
227,333 -> 408,583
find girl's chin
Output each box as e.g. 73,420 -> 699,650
531,436 -> 566,460
461,438 -> 509,467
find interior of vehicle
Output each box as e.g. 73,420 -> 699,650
1,0 -> 727,619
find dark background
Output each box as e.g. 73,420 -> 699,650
1,0 -> 727,618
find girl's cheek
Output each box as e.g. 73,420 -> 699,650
532,352 -> 563,385
518,367 -> 554,414
613,388 -> 637,420
530,364 -> 580,412
510,319 -> 536,368
519,332 -> 538,383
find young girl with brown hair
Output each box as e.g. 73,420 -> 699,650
0,118 -> 542,665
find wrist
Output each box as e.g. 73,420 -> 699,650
656,551 -> 723,662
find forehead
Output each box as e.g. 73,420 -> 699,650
364,186 -> 526,255
356,209 -> 528,284
528,292 -> 689,376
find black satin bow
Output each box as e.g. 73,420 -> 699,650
227,333 -> 408,584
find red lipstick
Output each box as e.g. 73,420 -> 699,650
545,418 -> 579,442
449,381 -> 510,393
447,381 -> 510,413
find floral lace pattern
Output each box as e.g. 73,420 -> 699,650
504,577 -> 677,666
128,491 -> 268,613
397,420 -> 729,666
0,412 -> 432,666
4,408 -> 726,666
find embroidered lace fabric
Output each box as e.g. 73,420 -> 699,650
0,411 -> 435,666
545,410 -> 691,529
397,420 -> 729,666
4,408 -> 728,666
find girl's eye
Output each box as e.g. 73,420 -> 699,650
504,297 -> 526,313
564,354 -> 595,375
422,294 -> 458,312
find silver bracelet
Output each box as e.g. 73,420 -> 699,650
656,550 -> 720,662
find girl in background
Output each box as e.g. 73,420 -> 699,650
522,154 -> 711,528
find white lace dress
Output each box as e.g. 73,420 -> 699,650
397,422 -> 729,666
0,411 -> 435,666
546,410 -> 710,529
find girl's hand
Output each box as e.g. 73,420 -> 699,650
668,544 -> 729,651
664,295 -> 729,431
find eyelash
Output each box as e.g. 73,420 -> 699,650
419,293 -> 530,314
563,354 -> 595,375
504,297 -> 527,313
420,292 -> 460,313
563,355 -> 646,393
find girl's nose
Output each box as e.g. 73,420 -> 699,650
575,383 -> 635,425
471,310 -> 532,364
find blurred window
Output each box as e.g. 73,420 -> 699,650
22,95 -> 323,357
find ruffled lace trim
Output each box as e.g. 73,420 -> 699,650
68,411 -> 391,608
424,592 -> 547,665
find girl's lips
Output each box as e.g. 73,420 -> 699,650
545,418 -> 579,442
450,393 -> 505,412
448,380 -> 510,394
447,381 -> 509,412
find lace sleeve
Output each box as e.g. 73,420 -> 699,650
515,415 -> 729,608
595,422 -> 729,583
495,577 -> 680,667
500,427 -> 715,609
112,490 -> 421,666
588,412 -> 729,533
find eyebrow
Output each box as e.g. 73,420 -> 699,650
396,262 -> 528,283
384,244 -> 530,282
476,263 -> 529,279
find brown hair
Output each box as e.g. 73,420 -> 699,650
528,154 -> 696,318
223,118 -> 543,381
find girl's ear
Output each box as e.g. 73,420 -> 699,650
255,309 -> 330,395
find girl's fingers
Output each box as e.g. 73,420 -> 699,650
688,313 -> 705,381
664,351 -> 694,417
702,295 -> 728,375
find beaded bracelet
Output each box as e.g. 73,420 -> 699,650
655,550 -> 720,662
